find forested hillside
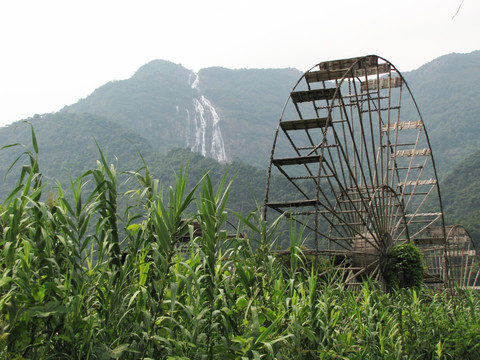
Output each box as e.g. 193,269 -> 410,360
441,149 -> 480,246
62,61 -> 197,154
403,51 -> 480,247
0,112 -> 157,190
404,50 -> 480,176
0,119 -> 293,228
1,51 -> 480,246
58,51 -> 480,177
197,66 -> 301,165
63,60 -> 301,166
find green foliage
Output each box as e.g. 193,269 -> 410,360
404,50 -> 480,176
63,60 -> 196,154
0,114 -> 158,200
441,149 -> 480,248
385,243 -> 424,290
0,121 -> 294,238
1,133 -> 479,359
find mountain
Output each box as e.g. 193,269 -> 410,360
196,66 -> 301,165
440,149 -> 480,247
61,61 -> 199,157
59,53 -> 480,176
0,112 -> 158,189
403,50 -> 480,177
62,60 -> 301,167
1,51 -> 480,244
0,114 -> 295,228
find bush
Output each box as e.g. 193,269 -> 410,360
385,242 -> 424,289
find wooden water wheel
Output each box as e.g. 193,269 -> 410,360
264,55 -> 448,287
445,225 -> 480,289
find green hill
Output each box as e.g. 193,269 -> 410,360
440,149 -> 480,247
61,60 -> 197,153
2,51 -> 480,244
59,52 -> 480,176
0,117 -> 293,227
0,112 -> 157,194
403,50 -> 480,177
63,60 -> 302,167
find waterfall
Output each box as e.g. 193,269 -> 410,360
184,108 -> 191,148
190,72 -> 200,90
185,71 -> 228,163
192,98 -> 207,156
201,96 -> 227,163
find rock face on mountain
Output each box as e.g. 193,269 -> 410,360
63,60 -> 301,166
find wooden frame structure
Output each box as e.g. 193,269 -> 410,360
445,225 -> 480,289
264,55 -> 450,287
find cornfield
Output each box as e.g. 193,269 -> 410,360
1,128 -> 479,359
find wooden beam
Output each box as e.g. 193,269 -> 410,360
361,76 -> 402,91
266,199 -> 318,209
383,120 -> 423,131
318,55 -> 378,71
273,155 -> 322,166
306,63 -> 391,83
291,88 -> 336,103
280,117 -> 330,131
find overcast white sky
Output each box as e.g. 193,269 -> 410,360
0,0 -> 478,127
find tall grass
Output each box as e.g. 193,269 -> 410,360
0,133 -> 479,359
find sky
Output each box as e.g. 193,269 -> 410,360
0,0 -> 478,127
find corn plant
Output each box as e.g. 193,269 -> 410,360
1,129 -> 480,359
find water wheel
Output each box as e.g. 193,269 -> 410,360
264,55 -> 446,287
445,225 -> 480,289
